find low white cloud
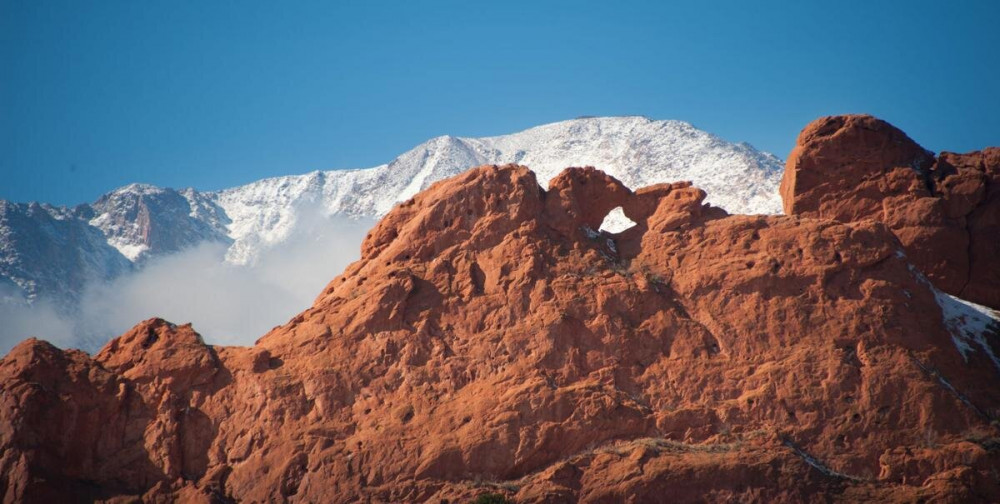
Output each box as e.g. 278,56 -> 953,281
0,287 -> 78,354
0,215 -> 374,354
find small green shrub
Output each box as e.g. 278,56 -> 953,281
473,493 -> 512,504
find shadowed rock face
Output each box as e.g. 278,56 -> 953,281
3,163 -> 1000,503
780,114 -> 1000,309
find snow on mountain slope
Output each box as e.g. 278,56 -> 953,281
0,116 -> 784,306
215,116 -> 784,264
0,201 -> 133,305
89,183 -> 231,262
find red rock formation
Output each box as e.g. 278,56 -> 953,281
780,114 -> 1000,309
3,164 -> 1000,502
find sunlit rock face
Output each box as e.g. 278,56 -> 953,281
781,114 -> 1000,310
2,162 -> 999,503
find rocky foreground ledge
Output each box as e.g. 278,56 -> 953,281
2,116 -> 1000,503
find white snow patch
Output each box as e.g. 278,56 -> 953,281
107,240 -> 150,262
935,291 -> 1000,371
899,250 -> 1000,371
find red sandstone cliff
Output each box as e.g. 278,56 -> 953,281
780,115 -> 1000,309
2,152 -> 1000,501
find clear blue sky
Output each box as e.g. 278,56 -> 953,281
2,0 -> 998,205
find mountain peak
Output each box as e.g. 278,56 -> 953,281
0,116 -> 785,337
103,182 -> 171,199
210,115 -> 784,266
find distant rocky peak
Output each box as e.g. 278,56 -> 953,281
90,183 -> 230,262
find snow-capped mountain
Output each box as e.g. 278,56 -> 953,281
90,184 -> 231,261
0,116 -> 784,307
217,116 -> 783,263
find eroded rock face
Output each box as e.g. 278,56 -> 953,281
0,320 -> 230,503
780,114 -> 1000,309
3,164 -> 1000,503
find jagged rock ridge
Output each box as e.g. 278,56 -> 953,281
2,160 -> 999,502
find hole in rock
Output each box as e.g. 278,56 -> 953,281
599,206 -> 637,234
400,406 -> 415,424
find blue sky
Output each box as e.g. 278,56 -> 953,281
2,0 -> 998,205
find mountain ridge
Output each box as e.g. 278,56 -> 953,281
0,116 -> 784,309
